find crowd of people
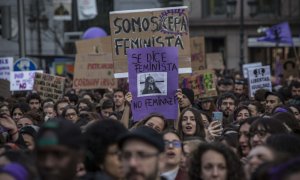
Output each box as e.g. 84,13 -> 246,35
1,71 -> 300,180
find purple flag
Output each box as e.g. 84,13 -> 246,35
127,47 -> 179,122
258,22 -> 293,45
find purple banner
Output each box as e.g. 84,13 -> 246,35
258,22 -> 293,45
128,47 -> 179,122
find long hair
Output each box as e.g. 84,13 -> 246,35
178,107 -> 205,140
189,143 -> 245,180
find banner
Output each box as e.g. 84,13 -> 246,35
77,0 -> 97,21
33,73 -> 65,101
53,0 -> 72,21
73,54 -> 117,90
181,70 -> 217,99
110,6 -> 191,78
242,62 -> 262,79
10,70 -> 43,91
258,22 -> 293,45
128,47 -> 178,121
190,36 -> 206,71
206,53 -> 224,70
0,57 -> 13,81
248,65 -> 272,97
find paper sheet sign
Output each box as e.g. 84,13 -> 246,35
206,53 -> 224,70
73,54 -> 117,90
75,36 -> 112,54
248,65 -> 272,97
181,70 -> 217,99
242,62 -> 262,79
110,6 -> 191,78
128,47 -> 179,121
33,73 -> 65,101
0,57 -> 13,81
10,70 -> 43,91
190,36 -> 206,71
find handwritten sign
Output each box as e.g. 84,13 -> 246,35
10,70 -> 43,91
0,80 -> 10,98
0,57 -> 13,81
73,54 -> 117,90
33,73 -> 65,101
181,70 -> 217,99
206,53 -> 224,70
190,36 -> 206,71
248,65 -> 272,97
128,47 -> 178,121
75,36 -> 112,54
110,6 -> 191,78
242,62 -> 262,79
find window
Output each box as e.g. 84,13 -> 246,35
257,0 -> 280,15
203,0 -> 227,17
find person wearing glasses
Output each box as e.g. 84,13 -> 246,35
161,130 -> 188,180
249,117 -> 288,148
118,126 -> 166,180
62,105 -> 88,127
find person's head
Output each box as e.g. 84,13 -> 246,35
189,143 -> 244,180
100,99 -> 114,119
64,93 -> 78,106
272,112 -> 300,134
113,89 -> 125,108
0,103 -> 10,116
43,103 -> 57,121
81,92 -> 95,103
11,102 -> 30,121
77,98 -> 94,113
234,80 -> 245,95
16,115 -> 34,129
36,118 -> 84,180
182,137 -> 205,170
254,89 -> 268,106
249,118 -> 288,148
265,92 -> 284,115
217,78 -> 234,94
199,111 -> 211,129
162,130 -> 182,171
247,100 -> 264,117
180,88 -> 194,109
19,125 -> 38,151
42,98 -> 55,109
84,119 -> 128,178
233,106 -> 251,122
287,104 -> 300,121
199,98 -> 214,111
245,145 -> 275,175
26,93 -> 41,111
238,117 -> 258,157
178,107 -> 205,140
140,113 -> 167,133
289,80 -> 300,97
54,98 -> 69,116
268,157 -> 300,180
217,92 -> 237,117
118,126 -> 165,180
62,105 -> 79,123
218,131 -> 239,154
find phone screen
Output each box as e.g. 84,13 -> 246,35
212,111 -> 223,121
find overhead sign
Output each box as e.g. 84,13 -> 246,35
248,65 -> 272,97
242,62 -> 262,79
110,6 -> 191,78
14,57 -> 37,71
10,70 -> 43,91
0,57 -> 13,81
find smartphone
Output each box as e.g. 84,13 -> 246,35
212,111 -> 223,122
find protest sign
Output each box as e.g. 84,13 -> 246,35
206,53 -> 224,70
73,53 -> 117,90
0,57 -> 13,81
14,57 -> 37,71
77,0 -> 97,21
10,70 -> 43,91
242,62 -> 262,79
248,65 -> 272,97
190,36 -> 206,71
0,80 -> 10,98
181,70 -> 217,99
110,6 -> 191,78
33,73 -> 65,101
128,47 -> 178,121
75,36 -> 112,54
53,0 -> 72,20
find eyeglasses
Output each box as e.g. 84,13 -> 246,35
249,130 -> 268,138
164,140 -> 182,148
120,151 -> 159,161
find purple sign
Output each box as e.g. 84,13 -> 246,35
128,47 -> 179,122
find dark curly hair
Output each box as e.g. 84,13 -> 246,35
188,143 -> 245,180
84,119 -> 128,172
178,107 -> 205,140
